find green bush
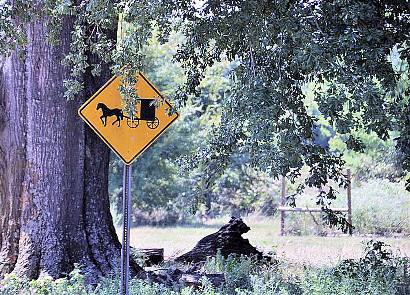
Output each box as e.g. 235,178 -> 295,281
0,268 -> 88,295
330,131 -> 405,182
203,251 -> 259,292
0,273 -> 27,295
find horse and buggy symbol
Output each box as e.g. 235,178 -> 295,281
97,99 -> 160,129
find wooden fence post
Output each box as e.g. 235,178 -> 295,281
280,176 -> 286,236
347,169 -> 353,235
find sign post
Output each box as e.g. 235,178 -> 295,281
121,164 -> 132,295
78,73 -> 178,295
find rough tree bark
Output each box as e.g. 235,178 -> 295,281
0,9 -> 143,280
0,49 -> 27,276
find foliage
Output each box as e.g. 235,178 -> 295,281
147,0 -> 410,193
108,31 -> 230,222
0,268 -> 88,295
108,29 -> 278,223
0,273 -> 27,295
116,1 -> 410,229
3,241 -> 408,294
330,131 -> 404,181
303,81 -> 405,182
203,251 -> 261,292
211,165 -> 278,217
349,179 -> 410,235
284,179 -> 410,236
0,1 -> 26,55
308,240 -> 410,295
2,0 -> 410,230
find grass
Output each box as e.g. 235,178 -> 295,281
3,217 -> 409,294
118,215 -> 410,266
279,179 -> 410,236
4,237 -> 408,294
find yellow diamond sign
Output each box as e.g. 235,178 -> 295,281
78,73 -> 179,165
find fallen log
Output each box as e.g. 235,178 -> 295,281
175,216 -> 264,263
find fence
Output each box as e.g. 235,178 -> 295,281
278,169 -> 352,235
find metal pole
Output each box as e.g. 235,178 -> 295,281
121,164 -> 132,295
280,176 -> 286,236
347,169 -> 353,235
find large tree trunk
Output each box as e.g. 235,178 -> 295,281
0,10 -> 143,280
80,32 -> 129,277
0,49 -> 27,275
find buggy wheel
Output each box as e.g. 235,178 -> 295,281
127,117 -> 139,128
147,117 -> 159,129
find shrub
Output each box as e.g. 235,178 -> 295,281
0,274 -> 27,295
0,268 -> 88,295
203,251 -> 258,292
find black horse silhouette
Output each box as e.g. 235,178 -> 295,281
96,102 -> 124,127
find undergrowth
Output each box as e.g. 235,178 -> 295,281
0,241 -> 408,295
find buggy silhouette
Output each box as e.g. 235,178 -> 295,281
126,99 -> 159,129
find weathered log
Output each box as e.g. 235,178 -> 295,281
175,217 -> 263,263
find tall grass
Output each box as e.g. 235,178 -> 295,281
285,179 -> 410,236
350,179 -> 410,235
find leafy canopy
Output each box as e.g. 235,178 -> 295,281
2,0 -> 410,231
